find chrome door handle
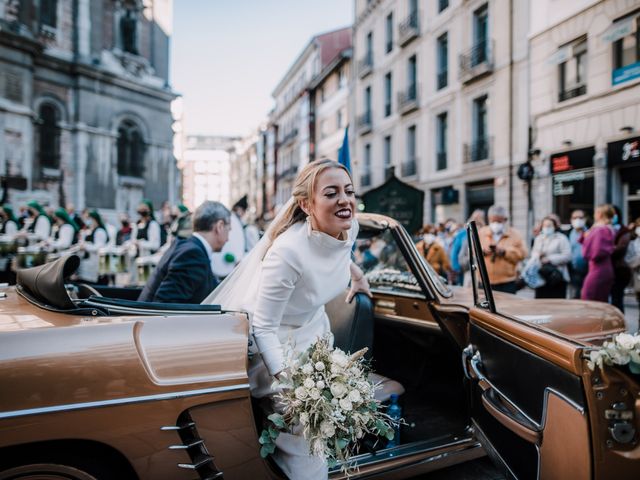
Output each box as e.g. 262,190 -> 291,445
462,344 -> 476,380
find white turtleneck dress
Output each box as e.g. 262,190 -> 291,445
249,218 -> 358,479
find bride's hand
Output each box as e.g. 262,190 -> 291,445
347,274 -> 371,303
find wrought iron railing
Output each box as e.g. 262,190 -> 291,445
398,84 -> 419,114
463,137 -> 493,163
437,152 -> 447,171
558,84 -> 586,102
360,172 -> 371,187
401,159 -> 417,177
358,52 -> 373,77
437,70 -> 448,90
459,40 -> 493,83
357,111 -> 372,134
398,10 -> 420,46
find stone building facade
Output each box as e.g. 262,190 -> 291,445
0,0 -> 178,220
529,0 -> 640,225
352,0 -> 531,236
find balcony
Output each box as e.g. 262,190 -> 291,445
358,53 -> 373,78
459,40 -> 494,84
437,152 -> 447,171
437,70 -> 448,90
401,159 -> 417,177
277,165 -> 298,180
558,84 -> 586,102
397,84 -> 419,115
463,137 -> 493,163
357,111 -> 372,135
278,128 -> 298,148
398,10 -> 420,47
360,172 -> 371,187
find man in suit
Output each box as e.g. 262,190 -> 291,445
138,201 -> 231,304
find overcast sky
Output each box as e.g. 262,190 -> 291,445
170,1 -> 353,137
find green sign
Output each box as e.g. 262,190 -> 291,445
362,175 -> 424,234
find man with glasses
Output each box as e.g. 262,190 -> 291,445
568,209 -> 589,299
138,201 -> 231,304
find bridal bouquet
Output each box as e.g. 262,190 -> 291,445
259,335 -> 395,473
587,332 -> 640,374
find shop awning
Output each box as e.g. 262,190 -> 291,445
601,16 -> 637,44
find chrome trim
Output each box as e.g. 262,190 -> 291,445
0,383 -> 250,419
80,299 -> 222,316
169,439 -> 204,449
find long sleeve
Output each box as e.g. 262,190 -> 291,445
583,227 -> 614,263
84,229 -> 108,252
138,220 -> 161,252
4,221 -> 18,236
51,224 -> 74,250
251,249 -> 301,376
154,246 -> 209,303
503,231 -> 527,265
34,216 -> 51,241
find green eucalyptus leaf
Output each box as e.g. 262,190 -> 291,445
268,413 -> 286,429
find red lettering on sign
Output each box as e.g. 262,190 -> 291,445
552,155 -> 571,173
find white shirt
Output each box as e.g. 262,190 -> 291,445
51,224 -> 75,250
33,215 -> 52,241
83,228 -> 108,252
192,232 -> 214,262
3,220 -> 18,236
136,219 -> 161,254
250,219 -> 358,397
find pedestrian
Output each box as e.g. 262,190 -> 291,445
133,199 -> 161,256
77,210 -> 110,284
568,209 -> 589,299
50,207 -> 80,251
610,206 -> 632,312
0,205 -> 19,236
138,201 -> 230,304
116,214 -> 133,245
478,205 -> 527,294
456,209 -> 486,286
580,204 -> 615,302
416,225 -> 451,276
530,216 -> 571,298
624,217 -> 640,329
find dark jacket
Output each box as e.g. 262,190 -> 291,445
138,236 -> 218,304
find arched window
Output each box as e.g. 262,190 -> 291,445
37,103 -> 61,170
117,120 -> 145,177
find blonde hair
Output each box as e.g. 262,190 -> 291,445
270,159 -> 352,242
595,204 -> 615,222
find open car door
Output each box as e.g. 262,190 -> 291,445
463,221 -> 639,480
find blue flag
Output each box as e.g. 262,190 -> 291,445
337,126 -> 351,172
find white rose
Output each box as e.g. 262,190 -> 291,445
339,398 -> 353,411
295,386 -> 308,400
616,333 -> 637,351
330,382 -> 348,399
309,388 -> 321,400
299,412 -> 309,425
331,350 -> 349,368
316,380 -> 325,389
301,363 -> 314,375
320,420 -> 336,438
348,389 -> 362,403
304,378 -> 315,389
331,398 -> 338,405
315,362 -> 325,371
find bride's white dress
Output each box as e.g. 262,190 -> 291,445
205,216 -> 358,479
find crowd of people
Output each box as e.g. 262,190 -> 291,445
414,204 -> 640,320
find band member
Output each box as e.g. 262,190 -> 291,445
133,199 -> 161,256
0,205 -> 19,236
20,201 -> 52,241
78,210 -> 110,284
50,208 -> 80,251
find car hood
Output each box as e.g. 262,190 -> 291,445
443,286 -> 626,343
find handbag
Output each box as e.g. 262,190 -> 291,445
539,263 -> 563,287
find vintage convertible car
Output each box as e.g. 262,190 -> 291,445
0,213 -> 637,480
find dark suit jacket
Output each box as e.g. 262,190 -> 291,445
138,236 -> 218,304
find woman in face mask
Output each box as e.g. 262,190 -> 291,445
416,225 -> 451,277
530,216 -> 572,298
568,210 -> 589,299
610,205 -> 632,312
623,217 -> 640,326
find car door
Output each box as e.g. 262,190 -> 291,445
462,221 -> 639,480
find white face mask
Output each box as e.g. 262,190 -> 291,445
636,227 -> 640,237
489,222 -> 504,235
542,226 -> 555,236
571,218 -> 585,230
423,233 -> 436,245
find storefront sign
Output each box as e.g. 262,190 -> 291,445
608,136 -> 640,167
549,146 -> 595,174
612,61 -> 640,86
362,175 -> 424,234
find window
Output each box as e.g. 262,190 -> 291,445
559,38 -> 587,101
472,95 -> 488,161
362,143 -> 372,186
384,72 -> 392,117
120,8 -> 138,54
384,135 -> 392,169
385,13 -> 394,53
437,32 -> 448,90
40,0 -> 57,28
437,112 -> 448,170
438,0 -> 449,13
409,0 -> 418,17
365,86 -> 372,116
472,4 -> 489,66
366,31 -> 373,65
407,54 -> 417,99
337,109 -> 343,129
37,103 -> 61,170
613,15 -> 640,85
117,120 -> 145,177
403,125 -> 417,176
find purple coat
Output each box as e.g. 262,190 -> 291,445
580,225 -> 615,302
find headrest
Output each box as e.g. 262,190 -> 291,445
17,255 -> 80,309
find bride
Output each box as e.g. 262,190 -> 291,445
204,159 -> 370,479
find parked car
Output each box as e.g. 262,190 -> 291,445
0,214 -> 636,480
